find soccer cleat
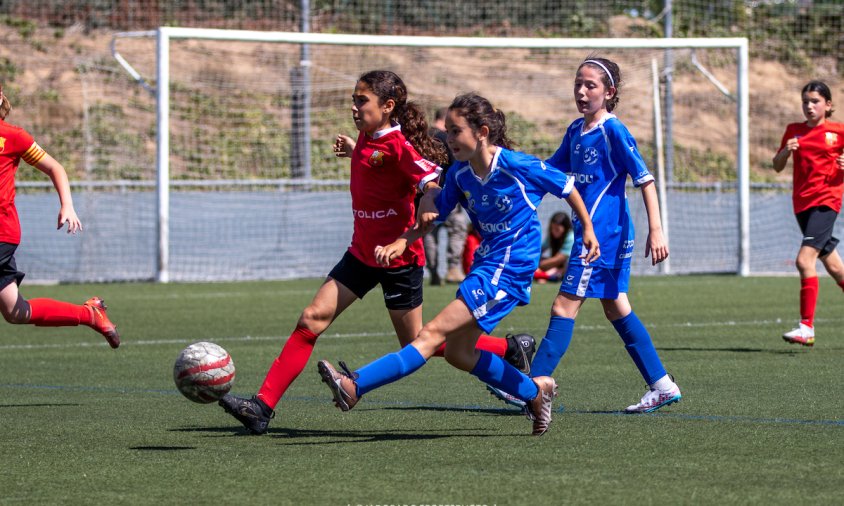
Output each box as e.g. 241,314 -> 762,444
84,297 -> 120,349
524,376 -> 557,436
782,322 -> 815,347
486,384 -> 527,409
504,333 -> 536,375
218,394 -> 274,435
317,360 -> 360,411
625,381 -> 682,413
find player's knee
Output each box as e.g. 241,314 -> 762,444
297,305 -> 331,333
2,308 -> 27,324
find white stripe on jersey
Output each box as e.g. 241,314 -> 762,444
498,167 -> 536,211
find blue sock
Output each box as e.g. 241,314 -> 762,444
355,344 -> 427,396
530,316 -> 575,377
612,312 -> 666,385
470,350 -> 538,402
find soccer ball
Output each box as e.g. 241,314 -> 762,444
173,341 -> 236,403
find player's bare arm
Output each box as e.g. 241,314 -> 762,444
641,182 -> 669,265
417,184 -> 441,230
772,137 -> 799,172
565,187 -> 600,264
34,153 -> 82,233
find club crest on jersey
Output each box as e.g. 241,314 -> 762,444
369,150 -> 385,167
495,195 -> 513,213
826,132 -> 839,146
583,147 -> 599,165
0,137 -> 5,153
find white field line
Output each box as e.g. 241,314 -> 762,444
2,316 -> 843,351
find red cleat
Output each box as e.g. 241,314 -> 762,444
84,297 -> 120,349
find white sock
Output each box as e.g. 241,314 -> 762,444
650,374 -> 675,392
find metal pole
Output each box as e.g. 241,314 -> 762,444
663,0 -> 674,184
156,28 -> 170,282
300,0 -> 312,180
738,41 -> 751,276
652,58 -> 670,274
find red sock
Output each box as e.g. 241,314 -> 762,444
432,334 -> 508,357
838,279 -> 844,293
28,298 -> 90,327
799,276 -> 818,327
533,269 -> 550,280
256,326 -> 319,409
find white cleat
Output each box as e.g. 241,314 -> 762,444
625,381 -> 682,413
782,322 -> 815,347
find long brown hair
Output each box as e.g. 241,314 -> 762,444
358,70 -> 448,167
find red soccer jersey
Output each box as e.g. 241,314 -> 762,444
0,119 -> 46,244
347,125 -> 440,268
780,121 -> 844,214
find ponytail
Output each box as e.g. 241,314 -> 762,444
397,101 -> 448,167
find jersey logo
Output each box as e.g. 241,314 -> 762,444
353,208 -> 398,219
583,147 -> 599,165
826,132 -> 839,146
369,150 -> 384,167
495,195 -> 513,213
0,137 -> 5,154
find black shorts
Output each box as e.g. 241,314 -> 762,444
795,206 -> 840,257
0,242 -> 25,290
328,251 -> 423,310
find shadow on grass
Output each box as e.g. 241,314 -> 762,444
170,426 -> 510,443
0,403 -> 81,408
382,405 -> 524,416
130,446 -> 196,451
661,346 -> 801,355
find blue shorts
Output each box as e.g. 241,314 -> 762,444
457,273 -> 524,334
559,263 -> 629,299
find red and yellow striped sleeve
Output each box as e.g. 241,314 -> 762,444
22,141 -> 46,166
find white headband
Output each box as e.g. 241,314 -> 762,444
582,60 -> 615,88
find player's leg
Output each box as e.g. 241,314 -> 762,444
317,300 -> 456,412
451,287 -> 556,435
784,208 -> 836,345
529,292 -> 583,377
380,261 -> 533,371
603,294 -> 681,413
820,249 -> 844,294
220,253 -> 368,434
0,244 -> 119,347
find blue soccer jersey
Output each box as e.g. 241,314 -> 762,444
547,114 -> 653,269
436,147 -> 574,304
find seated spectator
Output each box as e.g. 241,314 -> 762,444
533,211 -> 574,283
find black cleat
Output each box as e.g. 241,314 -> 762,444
504,333 -> 536,375
218,394 -> 274,435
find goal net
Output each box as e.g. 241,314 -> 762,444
52,28 -> 753,282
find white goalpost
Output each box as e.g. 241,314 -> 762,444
109,27 -> 750,283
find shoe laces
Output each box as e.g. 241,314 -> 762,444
338,361 -> 359,380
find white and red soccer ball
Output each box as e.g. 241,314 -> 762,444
173,342 -> 236,403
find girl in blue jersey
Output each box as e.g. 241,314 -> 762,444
529,57 -> 681,413
318,93 -> 599,435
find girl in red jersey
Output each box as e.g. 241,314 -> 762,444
0,85 -> 119,347
219,70 -> 531,434
773,80 -> 844,346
